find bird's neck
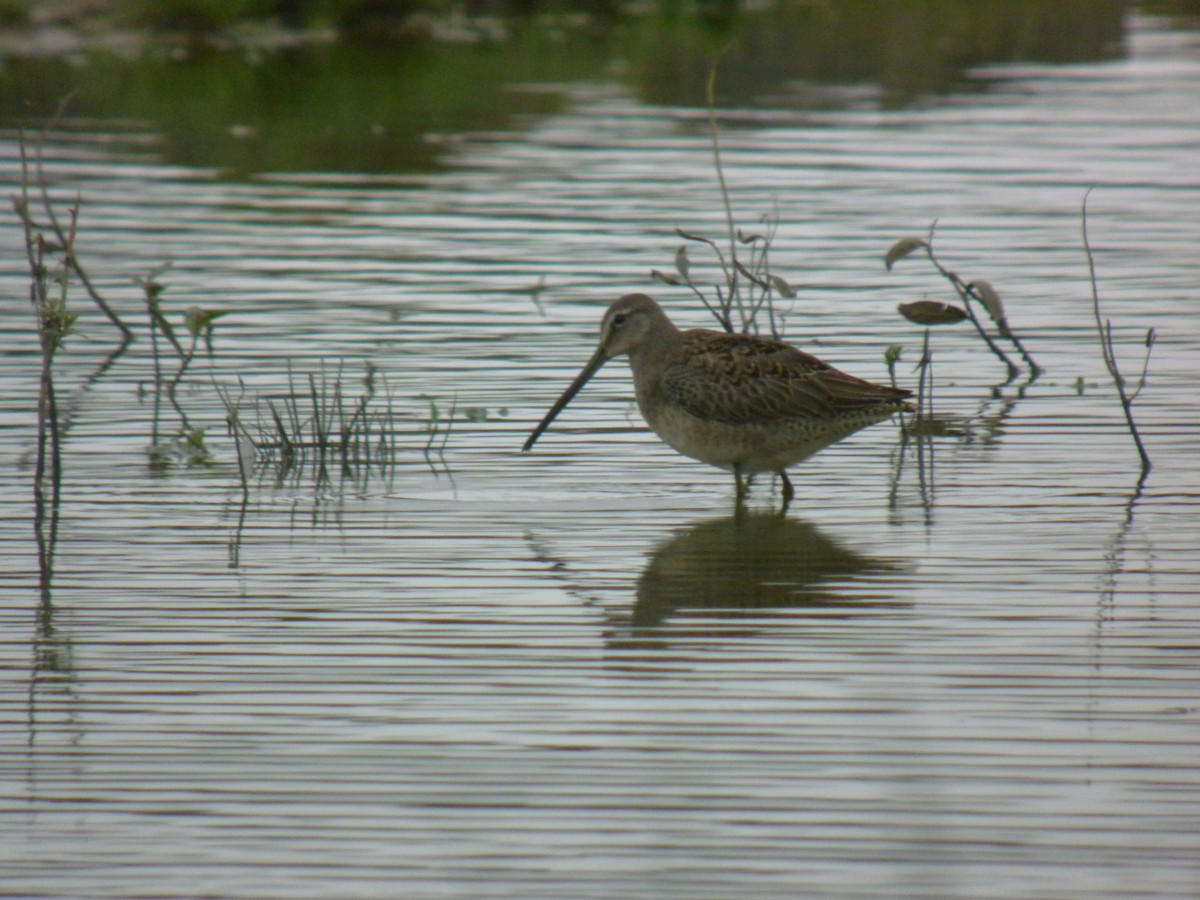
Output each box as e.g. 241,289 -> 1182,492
627,325 -> 682,406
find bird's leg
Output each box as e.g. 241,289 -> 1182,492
734,465 -> 752,505
779,470 -> 794,509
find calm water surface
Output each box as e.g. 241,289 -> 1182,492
2,12 -> 1199,900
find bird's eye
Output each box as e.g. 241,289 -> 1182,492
611,313 -> 627,328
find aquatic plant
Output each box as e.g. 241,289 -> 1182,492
884,222 -> 1040,383
11,148 -> 442,496
650,67 -> 797,339
137,263 -> 221,465
16,162 -> 77,492
215,361 -> 403,492
14,125 -> 133,342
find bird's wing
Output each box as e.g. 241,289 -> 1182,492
662,330 -> 909,425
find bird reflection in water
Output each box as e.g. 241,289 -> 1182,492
604,511 -> 905,650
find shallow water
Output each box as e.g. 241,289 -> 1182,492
2,10 -> 1200,899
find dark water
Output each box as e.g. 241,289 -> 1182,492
2,7 -> 1199,899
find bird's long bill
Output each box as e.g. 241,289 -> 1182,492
522,346 -> 609,452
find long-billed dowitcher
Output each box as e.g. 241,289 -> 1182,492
523,293 -> 914,504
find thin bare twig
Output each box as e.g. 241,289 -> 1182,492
1082,189 -> 1152,479
706,62 -> 740,328
24,103 -> 133,340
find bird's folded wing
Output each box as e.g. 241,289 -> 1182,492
664,333 -> 905,425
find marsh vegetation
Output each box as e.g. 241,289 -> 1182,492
3,5 -> 1196,898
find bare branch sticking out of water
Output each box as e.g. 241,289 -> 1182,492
1082,189 -> 1153,481
17,143 -> 79,494
17,108 -> 133,340
15,130 -> 135,472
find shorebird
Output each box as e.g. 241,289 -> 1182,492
523,293 -> 914,504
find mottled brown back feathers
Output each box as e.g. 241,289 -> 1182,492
662,329 -> 913,425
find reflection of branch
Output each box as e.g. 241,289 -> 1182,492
215,378 -> 253,497
39,342 -> 131,463
523,531 -> 604,611
421,393 -> 456,479
227,493 -> 250,569
31,405 -> 76,743
1096,477 -> 1150,641
1082,190 -> 1153,482
891,420 -> 935,523
33,438 -> 62,615
891,390 -> 1020,518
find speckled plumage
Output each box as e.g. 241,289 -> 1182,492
524,293 -> 914,504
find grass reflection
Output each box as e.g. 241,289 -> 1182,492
2,1 -> 1137,176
